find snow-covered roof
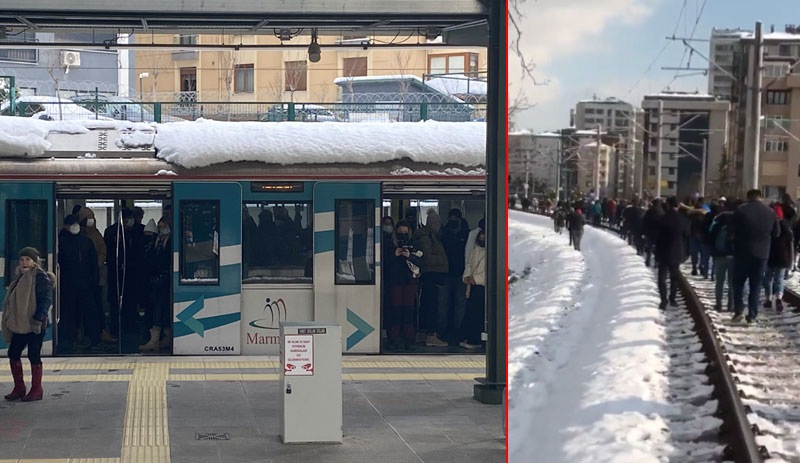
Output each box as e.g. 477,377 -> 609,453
333,74 -> 422,85
643,92 -> 716,100
0,116 -> 486,168
425,75 -> 487,96
536,131 -> 562,138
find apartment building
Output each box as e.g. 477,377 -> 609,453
508,130 -> 560,196
131,33 -> 486,103
733,26 -> 800,199
572,97 -> 639,198
641,92 -> 730,199
708,28 -> 750,100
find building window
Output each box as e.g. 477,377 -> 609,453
0,31 -> 37,63
779,44 -> 793,57
242,201 -> 312,283
178,34 -> 198,45
334,199 -> 375,285
234,64 -> 254,93
765,115 -> 791,130
179,200 -> 220,285
180,67 -> 197,93
284,61 -> 308,92
668,168 -> 676,175
427,52 -> 480,77
766,90 -> 789,105
764,137 -> 789,152
343,57 -> 367,77
764,63 -> 790,78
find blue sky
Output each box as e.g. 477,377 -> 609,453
511,0 -> 800,133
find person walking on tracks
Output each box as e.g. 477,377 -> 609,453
763,203 -> 793,314
730,189 -> 780,323
566,207 -> 585,251
654,197 -> 690,310
707,202 -> 736,311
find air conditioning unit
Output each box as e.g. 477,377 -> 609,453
61,50 -> 81,67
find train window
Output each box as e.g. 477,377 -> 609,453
241,201 -> 313,284
334,199 -> 375,285
179,200 -> 220,285
4,200 -> 49,282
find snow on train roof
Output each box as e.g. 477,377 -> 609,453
0,116 -> 486,168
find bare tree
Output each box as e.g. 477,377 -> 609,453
508,0 -> 548,121
717,143 -> 732,196
137,50 -> 168,101
45,50 -> 66,120
393,51 -> 413,98
219,36 -> 240,101
284,59 -> 307,103
265,72 -> 284,102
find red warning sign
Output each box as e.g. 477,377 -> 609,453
284,334 -> 314,376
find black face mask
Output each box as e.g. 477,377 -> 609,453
397,233 -> 410,243
477,240 -> 486,248
448,219 -> 460,228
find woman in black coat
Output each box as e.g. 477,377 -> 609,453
764,204 -> 793,312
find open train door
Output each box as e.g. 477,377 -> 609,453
0,183 -> 55,356
172,182 -> 243,355
313,182 -> 381,354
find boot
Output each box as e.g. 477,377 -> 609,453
101,329 -> 117,344
139,327 -> 161,351
22,364 -> 43,402
4,360 -> 26,401
158,327 -> 172,349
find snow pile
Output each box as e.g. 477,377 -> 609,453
149,119 -> 485,168
426,75 -> 487,95
390,167 -> 486,176
509,212 -> 673,462
155,169 -> 178,176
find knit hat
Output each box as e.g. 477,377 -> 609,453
144,218 -> 158,234
447,208 -> 463,219
64,214 -> 79,226
18,247 -> 40,261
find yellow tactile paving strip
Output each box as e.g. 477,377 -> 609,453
0,358 -> 484,463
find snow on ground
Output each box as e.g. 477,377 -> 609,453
509,212 -> 674,462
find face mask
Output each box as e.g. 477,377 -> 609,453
449,219 -> 460,228
69,224 -> 80,235
86,218 -> 95,227
124,219 -> 134,228
477,239 -> 486,248
159,227 -> 171,236
397,233 -> 410,243
382,225 -> 394,234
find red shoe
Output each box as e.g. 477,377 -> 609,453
4,360 -> 26,401
22,364 -> 43,402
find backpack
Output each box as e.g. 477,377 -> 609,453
710,216 -> 732,255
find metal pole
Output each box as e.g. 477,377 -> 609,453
750,21 -> 764,192
701,138 -> 708,197
595,124 -> 602,197
556,137 -> 562,202
656,100 -> 664,198
473,0 -> 505,405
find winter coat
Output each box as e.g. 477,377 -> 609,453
145,234 -> 172,283
642,205 -> 665,241
707,211 -> 734,258
687,209 -> 707,238
654,208 -> 690,266
463,244 -> 486,287
441,219 -> 470,278
58,228 -> 99,290
731,200 -> 780,260
79,222 -> 107,286
768,219 -> 794,268
413,226 -> 449,275
465,227 -> 482,268
566,211 -> 585,231
384,238 -> 423,286
1,267 -> 55,342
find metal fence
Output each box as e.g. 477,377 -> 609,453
2,98 -> 486,124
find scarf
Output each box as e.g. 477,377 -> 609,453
1,268 -> 37,343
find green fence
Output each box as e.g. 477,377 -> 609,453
1,97 -> 486,124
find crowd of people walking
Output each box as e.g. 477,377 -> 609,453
544,191 -> 800,323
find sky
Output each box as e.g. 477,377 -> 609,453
510,0 -> 800,133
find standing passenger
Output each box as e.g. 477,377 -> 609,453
708,203 -> 735,311
57,214 -> 99,353
567,207 -> 585,251
654,197 -> 690,310
763,204 -> 792,313
2,247 -> 55,402
384,221 -> 422,351
77,206 -> 115,344
140,217 -> 173,351
414,211 -> 449,347
730,189 -> 780,323
461,229 -> 486,350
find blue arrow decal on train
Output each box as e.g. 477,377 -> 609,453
346,308 -> 374,350
176,296 -> 206,337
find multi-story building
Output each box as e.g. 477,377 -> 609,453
0,31 -> 126,97
508,130 -> 560,197
572,97 -> 639,198
708,28 -> 750,100
131,33 -> 486,103
641,92 -> 730,199
732,26 -> 800,199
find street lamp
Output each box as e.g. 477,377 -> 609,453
138,72 -> 149,100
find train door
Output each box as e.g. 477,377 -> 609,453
172,182 -> 242,355
0,183 -> 55,357
313,182 -> 381,354
54,185 -> 170,355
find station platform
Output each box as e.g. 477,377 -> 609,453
0,355 -> 505,463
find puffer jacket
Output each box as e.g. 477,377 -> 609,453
463,245 -> 486,286
768,219 -> 794,268
413,226 -> 449,274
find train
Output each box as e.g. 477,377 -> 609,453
0,117 -> 486,356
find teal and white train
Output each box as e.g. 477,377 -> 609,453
0,118 -> 486,356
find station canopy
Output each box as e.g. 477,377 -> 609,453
0,0 -> 489,46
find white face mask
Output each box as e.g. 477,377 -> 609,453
86,218 -> 95,227
69,224 -> 80,235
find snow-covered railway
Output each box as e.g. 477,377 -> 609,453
684,269 -> 800,462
